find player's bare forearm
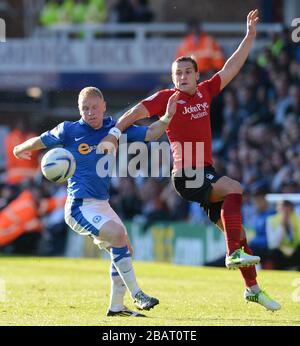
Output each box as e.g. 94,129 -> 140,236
98,103 -> 149,153
145,91 -> 179,141
115,103 -> 149,132
13,136 -> 45,159
17,136 -> 45,152
218,35 -> 255,89
218,9 -> 258,90
144,116 -> 170,141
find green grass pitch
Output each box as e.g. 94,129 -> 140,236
0,257 -> 299,326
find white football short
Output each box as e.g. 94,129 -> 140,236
64,198 -> 126,249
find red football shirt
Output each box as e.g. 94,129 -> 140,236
141,73 -> 221,173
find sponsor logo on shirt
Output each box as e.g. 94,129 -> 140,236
78,143 -> 96,154
182,102 -> 209,120
182,103 -> 209,114
75,136 -> 85,142
206,173 -> 215,180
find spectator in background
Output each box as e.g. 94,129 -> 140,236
220,91 -> 242,152
108,0 -> 136,23
249,182 -> 276,267
267,201 -> 300,270
5,119 -> 39,185
40,0 -> 60,26
72,0 -> 87,24
176,18 -> 225,76
138,178 -> 168,230
40,0 -> 106,26
0,183 -> 20,211
131,0 -> 153,22
112,177 -> 142,220
0,180 -> 65,254
85,0 -> 106,23
273,73 -> 291,124
160,181 -> 189,221
37,180 -> 68,256
58,0 -> 74,24
284,84 -> 300,120
108,0 -> 153,23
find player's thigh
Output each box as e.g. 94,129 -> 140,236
64,198 -> 125,245
173,166 -> 223,206
210,176 -> 243,203
92,200 -> 128,243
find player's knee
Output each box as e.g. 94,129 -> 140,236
228,180 -> 243,194
113,224 -> 127,242
100,222 -> 126,247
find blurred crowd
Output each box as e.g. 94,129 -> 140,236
1,21 -> 300,269
0,119 -> 68,256
40,0 -> 154,25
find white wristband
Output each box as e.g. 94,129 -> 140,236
109,127 -> 122,140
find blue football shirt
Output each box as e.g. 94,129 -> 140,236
40,117 -> 147,200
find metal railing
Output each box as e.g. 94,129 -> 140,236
34,22 -> 284,41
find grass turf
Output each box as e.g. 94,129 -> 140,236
0,257 -> 299,326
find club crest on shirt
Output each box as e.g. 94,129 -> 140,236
206,173 -> 215,180
197,91 -> 203,98
93,215 -> 102,223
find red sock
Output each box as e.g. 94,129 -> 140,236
221,193 -> 243,255
239,238 -> 257,287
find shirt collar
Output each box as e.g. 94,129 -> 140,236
175,88 -> 197,98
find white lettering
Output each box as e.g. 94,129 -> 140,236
190,111 -> 208,120
102,331 -> 137,343
291,18 -> 300,43
148,330 -> 197,341
0,18 -> 6,43
182,103 -> 209,116
127,141 -> 149,177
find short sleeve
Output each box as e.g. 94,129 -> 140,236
200,73 -> 221,98
40,122 -> 66,148
123,125 -> 148,142
141,89 -> 174,117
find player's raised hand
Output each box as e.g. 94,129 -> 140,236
247,9 -> 259,38
13,146 -> 32,160
162,91 -> 180,123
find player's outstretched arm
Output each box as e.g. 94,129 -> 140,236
13,136 -> 46,160
117,103 -> 150,132
144,91 -> 179,141
218,9 -> 259,90
98,103 -> 150,153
